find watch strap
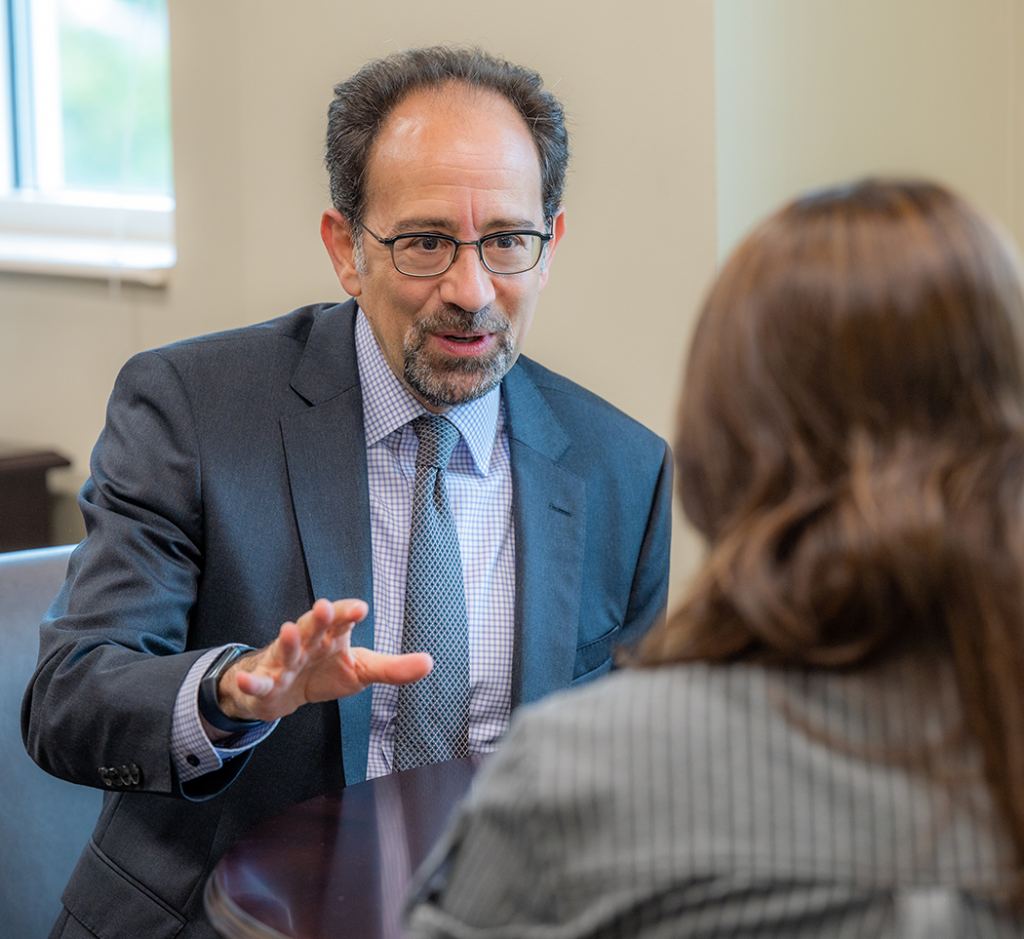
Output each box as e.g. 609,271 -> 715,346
198,645 -> 263,734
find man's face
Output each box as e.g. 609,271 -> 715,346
322,85 -> 565,412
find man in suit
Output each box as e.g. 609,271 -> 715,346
22,47 -> 672,939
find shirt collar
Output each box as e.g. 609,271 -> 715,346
354,306 -> 502,475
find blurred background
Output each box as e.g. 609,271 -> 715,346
0,0 -> 1021,603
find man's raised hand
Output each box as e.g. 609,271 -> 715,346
212,598 -> 432,727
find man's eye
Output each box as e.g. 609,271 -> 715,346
490,234 -> 526,251
404,236 -> 446,253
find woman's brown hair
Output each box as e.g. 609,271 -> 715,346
638,179 -> 1024,878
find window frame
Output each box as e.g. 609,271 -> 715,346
0,0 -> 175,286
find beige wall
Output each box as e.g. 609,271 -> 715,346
13,0 -> 1022,602
0,0 -> 717,597
715,0 -> 1024,259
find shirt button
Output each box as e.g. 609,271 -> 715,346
186,754 -> 200,767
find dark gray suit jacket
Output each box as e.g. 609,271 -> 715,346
22,300 -> 672,939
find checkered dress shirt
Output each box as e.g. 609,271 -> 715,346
356,311 -> 515,779
170,308 -> 515,783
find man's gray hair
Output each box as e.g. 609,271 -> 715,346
326,46 -> 570,232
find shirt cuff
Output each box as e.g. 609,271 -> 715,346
171,645 -> 279,783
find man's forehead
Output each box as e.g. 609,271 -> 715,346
362,83 -> 545,225
368,85 -> 540,174
387,82 -> 527,131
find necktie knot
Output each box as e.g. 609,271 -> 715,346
413,415 -> 460,470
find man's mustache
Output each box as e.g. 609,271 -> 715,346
414,306 -> 511,335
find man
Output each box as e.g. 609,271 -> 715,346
23,47 -> 671,939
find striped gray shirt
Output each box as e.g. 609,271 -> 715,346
406,654 -> 1024,938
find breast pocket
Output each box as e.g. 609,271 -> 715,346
571,622 -> 621,684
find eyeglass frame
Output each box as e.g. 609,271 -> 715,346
356,222 -> 554,277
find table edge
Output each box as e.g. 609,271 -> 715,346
204,866 -> 295,939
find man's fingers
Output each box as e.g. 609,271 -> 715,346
274,621 -> 302,665
298,598 -> 367,642
331,597 -> 368,622
353,649 -> 433,686
310,597 -> 336,625
234,669 -> 275,698
220,599 -> 378,720
291,599 -> 337,650
277,598 -> 367,665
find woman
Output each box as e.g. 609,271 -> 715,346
404,180 -> 1024,937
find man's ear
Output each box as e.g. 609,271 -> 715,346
321,209 -> 363,297
537,206 -> 567,291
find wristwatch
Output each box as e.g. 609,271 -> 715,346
198,645 -> 263,734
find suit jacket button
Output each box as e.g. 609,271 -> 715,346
99,767 -> 112,786
129,764 -> 141,785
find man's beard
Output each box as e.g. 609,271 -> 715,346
403,306 -> 515,408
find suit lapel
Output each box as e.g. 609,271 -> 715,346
280,300 -> 374,785
502,364 -> 586,706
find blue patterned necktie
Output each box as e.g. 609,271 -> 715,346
393,414 -> 471,771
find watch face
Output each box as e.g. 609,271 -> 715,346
200,646 -> 262,732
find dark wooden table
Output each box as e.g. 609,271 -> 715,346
205,758 -> 479,939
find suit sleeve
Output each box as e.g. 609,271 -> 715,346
21,350 -> 251,798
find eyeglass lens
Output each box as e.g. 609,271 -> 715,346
391,233 -> 543,275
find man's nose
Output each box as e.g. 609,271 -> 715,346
438,245 -> 497,311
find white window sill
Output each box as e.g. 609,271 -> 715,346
0,231 -> 175,285
0,190 -> 175,286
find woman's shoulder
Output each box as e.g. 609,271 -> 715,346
503,661 -> 771,770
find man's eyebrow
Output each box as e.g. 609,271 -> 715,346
391,217 -> 455,233
390,216 -> 542,235
485,217 -> 542,232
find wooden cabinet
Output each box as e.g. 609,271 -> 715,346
0,445 -> 72,552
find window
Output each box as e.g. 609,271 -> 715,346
0,0 -> 174,284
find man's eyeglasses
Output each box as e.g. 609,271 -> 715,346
358,223 -> 553,277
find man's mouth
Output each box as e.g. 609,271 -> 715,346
404,316 -> 515,407
428,331 -> 496,358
